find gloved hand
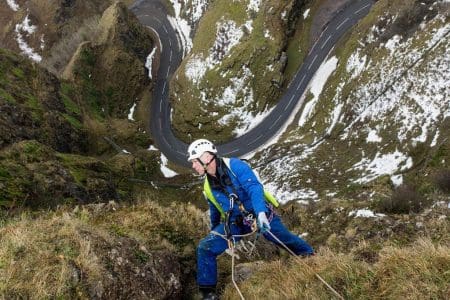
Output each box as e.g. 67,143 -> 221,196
257,212 -> 271,233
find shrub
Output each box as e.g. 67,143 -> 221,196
376,184 -> 430,214
434,169 -> 450,193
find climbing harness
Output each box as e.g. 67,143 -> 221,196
202,158 -> 280,221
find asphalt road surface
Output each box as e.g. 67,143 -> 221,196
130,0 -> 376,167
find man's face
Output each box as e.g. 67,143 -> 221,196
190,152 -> 215,175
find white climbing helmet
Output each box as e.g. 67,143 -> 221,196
187,139 -> 217,161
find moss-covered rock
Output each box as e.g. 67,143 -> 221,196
0,48 -> 88,153
63,1 -> 153,120
0,140 -> 125,208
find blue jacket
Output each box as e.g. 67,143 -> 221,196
207,158 -> 268,229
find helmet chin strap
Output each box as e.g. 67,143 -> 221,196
197,155 -> 216,174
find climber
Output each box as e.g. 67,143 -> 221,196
188,139 -> 314,300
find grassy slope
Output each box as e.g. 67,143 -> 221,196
0,197 -> 207,299
257,0 -> 449,200
1,196 -> 448,299
222,239 -> 450,299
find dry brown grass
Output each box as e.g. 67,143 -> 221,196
94,195 -> 209,251
222,239 -> 450,299
374,239 -> 450,299
1,196 -> 448,299
0,198 -> 207,299
0,212 -> 106,299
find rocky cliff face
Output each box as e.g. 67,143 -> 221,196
0,0 -> 111,73
0,1 -> 159,209
0,48 -> 87,153
63,1 -> 153,119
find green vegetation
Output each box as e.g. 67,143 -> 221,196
63,113 -> 83,129
24,94 -> 43,119
284,0 -> 324,82
74,47 -> 105,120
192,1 -> 248,53
0,88 -> 15,103
12,67 -> 25,79
56,153 -> 100,185
60,83 -> 82,115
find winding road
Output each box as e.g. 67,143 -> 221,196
130,0 -> 376,167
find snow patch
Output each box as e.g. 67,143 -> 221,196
185,55 -> 208,84
128,103 -> 137,121
6,0 -> 19,11
299,56 -> 338,126
346,49 -> 367,79
366,129 -> 382,143
384,35 -> 402,55
264,182 -> 319,204
214,66 -> 274,136
327,103 -> 343,135
168,1 -> 193,55
244,20 -> 253,33
168,0 -> 211,55
189,0 -> 210,24
145,47 -> 157,79
390,174 -> 403,187
346,17 -> 450,145
185,20 -> 245,84
160,154 -> 178,178
303,8 -> 310,19
15,15 -> 42,62
351,150 -> 413,184
430,130 -> 439,147
349,209 -> 385,218
247,0 -> 261,13
40,34 -> 45,50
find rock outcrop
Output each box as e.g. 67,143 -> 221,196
0,48 -> 87,153
63,1 -> 153,119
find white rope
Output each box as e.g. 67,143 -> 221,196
230,241 -> 246,300
265,230 -> 345,300
209,225 -> 258,300
209,225 -> 344,300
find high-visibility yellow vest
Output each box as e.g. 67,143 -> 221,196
202,158 -> 279,220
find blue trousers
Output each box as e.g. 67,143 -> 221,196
197,214 -> 313,286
